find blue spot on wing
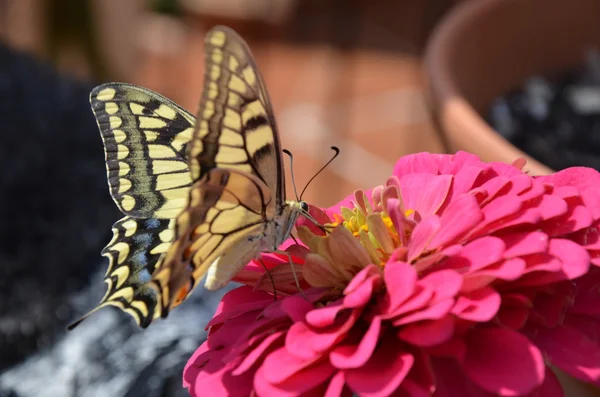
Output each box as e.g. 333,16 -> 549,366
133,232 -> 153,246
145,218 -> 160,229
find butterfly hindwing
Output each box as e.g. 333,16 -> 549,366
91,83 -> 195,219
68,216 -> 173,329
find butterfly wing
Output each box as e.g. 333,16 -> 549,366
91,83 -> 194,219
189,26 -> 285,204
150,26 -> 289,315
151,168 -> 272,314
68,217 -> 173,329
69,85 -> 196,329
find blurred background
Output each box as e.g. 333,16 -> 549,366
2,0 -> 600,396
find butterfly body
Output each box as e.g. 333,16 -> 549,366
69,26 -> 309,329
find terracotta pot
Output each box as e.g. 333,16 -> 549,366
425,0 -> 600,176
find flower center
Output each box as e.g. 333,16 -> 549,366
334,194 -> 408,266
298,186 -> 416,289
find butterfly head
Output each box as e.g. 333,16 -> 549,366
300,201 -> 309,213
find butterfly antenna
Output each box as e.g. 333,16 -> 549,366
299,146 -> 340,200
283,149 -> 300,201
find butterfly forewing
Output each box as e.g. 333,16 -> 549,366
189,27 -> 285,205
91,83 -> 195,219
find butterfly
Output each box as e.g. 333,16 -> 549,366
69,25 -> 309,329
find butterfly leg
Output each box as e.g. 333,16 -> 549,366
258,258 -> 277,300
273,250 -> 307,300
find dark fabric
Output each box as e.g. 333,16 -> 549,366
0,43 -> 119,370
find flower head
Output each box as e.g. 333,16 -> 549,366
185,152 -> 600,396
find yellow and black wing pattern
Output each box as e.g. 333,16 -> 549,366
149,26 -> 289,317
69,84 -> 195,329
68,216 -> 174,329
91,83 -> 195,219
188,26 -> 285,201
71,26 -> 292,329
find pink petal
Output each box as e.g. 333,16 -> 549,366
387,198 -> 410,246
428,194 -> 484,250
397,350 -> 436,396
343,265 -> 382,308
393,299 -> 454,326
480,194 -> 523,224
399,174 -> 452,218
330,316 -> 381,369
440,151 -> 484,173
463,328 -> 545,396
207,311 -> 262,349
496,306 -> 530,330
477,176 -> 512,204
485,209 -> 544,238
261,347 -> 320,384
532,324 -> 600,384
571,270 -> 600,317
325,371 -> 347,397
255,356 -> 336,397
183,342 -> 211,387
451,287 -> 501,322
502,231 -> 549,258
549,238 -> 591,280
383,286 -> 434,319
538,167 -> 600,220
383,261 -> 418,311
516,179 -> 546,201
345,333 -> 414,397
461,258 -> 526,290
451,165 -> 486,197
521,254 -> 562,275
397,314 -> 454,347
519,239 -> 591,287
530,293 -> 570,328
523,367 -> 563,397
452,236 -> 505,272
419,269 -> 463,301
571,224 -> 600,250
430,357 -> 496,397
427,338 -> 466,362
408,216 -> 441,262
394,152 -> 440,176
233,331 -> 284,375
542,204 -> 592,237
564,315 -> 600,345
305,301 -> 345,327
531,194 -> 569,222
280,296 -> 314,323
184,347 -> 253,397
207,287 -> 274,328
286,310 -> 358,360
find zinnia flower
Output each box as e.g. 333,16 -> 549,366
184,151 -> 600,396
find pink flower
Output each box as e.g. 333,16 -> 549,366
184,152 -> 600,396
